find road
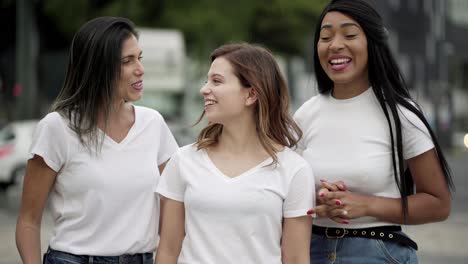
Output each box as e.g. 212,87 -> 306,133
1,152 -> 467,263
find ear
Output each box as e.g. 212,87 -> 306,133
245,87 -> 258,106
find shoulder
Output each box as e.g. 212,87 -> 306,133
396,103 -> 427,128
134,105 -> 170,131
37,112 -> 68,131
173,143 -> 199,158
135,105 -> 164,121
294,95 -> 322,122
278,147 -> 310,170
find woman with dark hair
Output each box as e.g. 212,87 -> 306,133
294,0 -> 454,263
155,43 -> 314,263
16,17 -> 178,264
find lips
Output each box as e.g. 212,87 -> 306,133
204,98 -> 217,109
131,80 -> 143,91
328,56 -> 352,71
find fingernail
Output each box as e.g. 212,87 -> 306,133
307,209 -> 314,215
335,200 -> 342,206
341,184 -> 347,190
320,179 -> 326,182
342,210 -> 348,215
319,193 -> 325,198
343,220 -> 349,224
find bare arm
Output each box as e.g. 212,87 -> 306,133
281,216 -> 312,264
367,149 -> 451,224
157,160 -> 169,237
320,149 -> 451,225
16,155 -> 57,264
155,197 -> 185,264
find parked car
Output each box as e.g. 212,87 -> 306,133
0,120 -> 38,191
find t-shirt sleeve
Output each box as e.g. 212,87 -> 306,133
283,163 -> 315,218
293,108 -> 306,155
155,114 -> 179,165
399,108 -> 435,160
29,113 -> 68,172
156,152 -> 185,202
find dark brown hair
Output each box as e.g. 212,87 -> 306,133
52,17 -> 138,153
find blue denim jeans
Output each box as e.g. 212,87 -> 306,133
43,247 -> 153,264
310,232 -> 418,264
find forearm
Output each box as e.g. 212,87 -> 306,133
155,249 -> 179,264
281,216 -> 311,264
367,192 -> 450,225
16,220 -> 42,264
282,255 -> 310,264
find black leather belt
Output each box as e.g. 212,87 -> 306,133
312,225 -> 418,250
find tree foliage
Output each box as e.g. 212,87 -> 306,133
42,0 -> 328,57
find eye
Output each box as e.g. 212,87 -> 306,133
345,34 -> 357,39
138,56 -> 143,61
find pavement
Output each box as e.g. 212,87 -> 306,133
1,151 -> 467,264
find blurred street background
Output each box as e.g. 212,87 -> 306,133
1,0 -> 468,263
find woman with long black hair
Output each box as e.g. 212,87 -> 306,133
294,0 -> 454,262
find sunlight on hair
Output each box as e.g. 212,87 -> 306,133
464,134 -> 468,148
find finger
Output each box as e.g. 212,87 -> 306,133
330,216 -> 350,225
311,205 -> 329,218
319,180 -> 340,192
317,187 -> 330,197
328,208 -> 349,219
332,180 -> 347,191
317,188 -> 331,204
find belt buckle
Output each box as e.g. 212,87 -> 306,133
325,227 -> 346,239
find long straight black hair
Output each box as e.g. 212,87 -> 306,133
313,0 -> 454,221
52,17 -> 138,153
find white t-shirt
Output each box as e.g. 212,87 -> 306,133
294,88 -> 434,229
29,105 -> 178,255
156,144 -> 315,264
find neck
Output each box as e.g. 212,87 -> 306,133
217,115 -> 262,154
332,77 -> 370,99
98,100 -> 132,127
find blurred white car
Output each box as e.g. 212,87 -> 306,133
0,120 -> 38,191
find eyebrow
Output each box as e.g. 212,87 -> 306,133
207,73 -> 224,79
121,51 -> 143,59
320,22 -> 360,30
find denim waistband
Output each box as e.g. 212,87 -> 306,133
44,247 -> 153,264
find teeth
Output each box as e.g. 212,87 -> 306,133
204,100 -> 216,106
330,58 -> 351,65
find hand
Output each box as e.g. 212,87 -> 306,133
319,190 -> 373,224
308,180 -> 348,223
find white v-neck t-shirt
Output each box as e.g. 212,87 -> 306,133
156,144 -> 315,264
29,105 -> 178,255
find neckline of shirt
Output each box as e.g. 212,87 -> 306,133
327,87 -> 373,105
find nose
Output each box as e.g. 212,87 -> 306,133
135,60 -> 144,76
329,35 -> 345,51
200,82 -> 211,96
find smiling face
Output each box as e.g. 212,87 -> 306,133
317,11 -> 369,90
199,56 -> 253,125
116,34 -> 144,103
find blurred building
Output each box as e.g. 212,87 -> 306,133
369,0 -> 468,148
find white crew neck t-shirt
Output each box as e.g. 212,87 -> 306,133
156,144 -> 315,264
294,88 -> 434,229
29,105 -> 178,255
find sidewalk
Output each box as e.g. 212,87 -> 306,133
406,212 -> 468,263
